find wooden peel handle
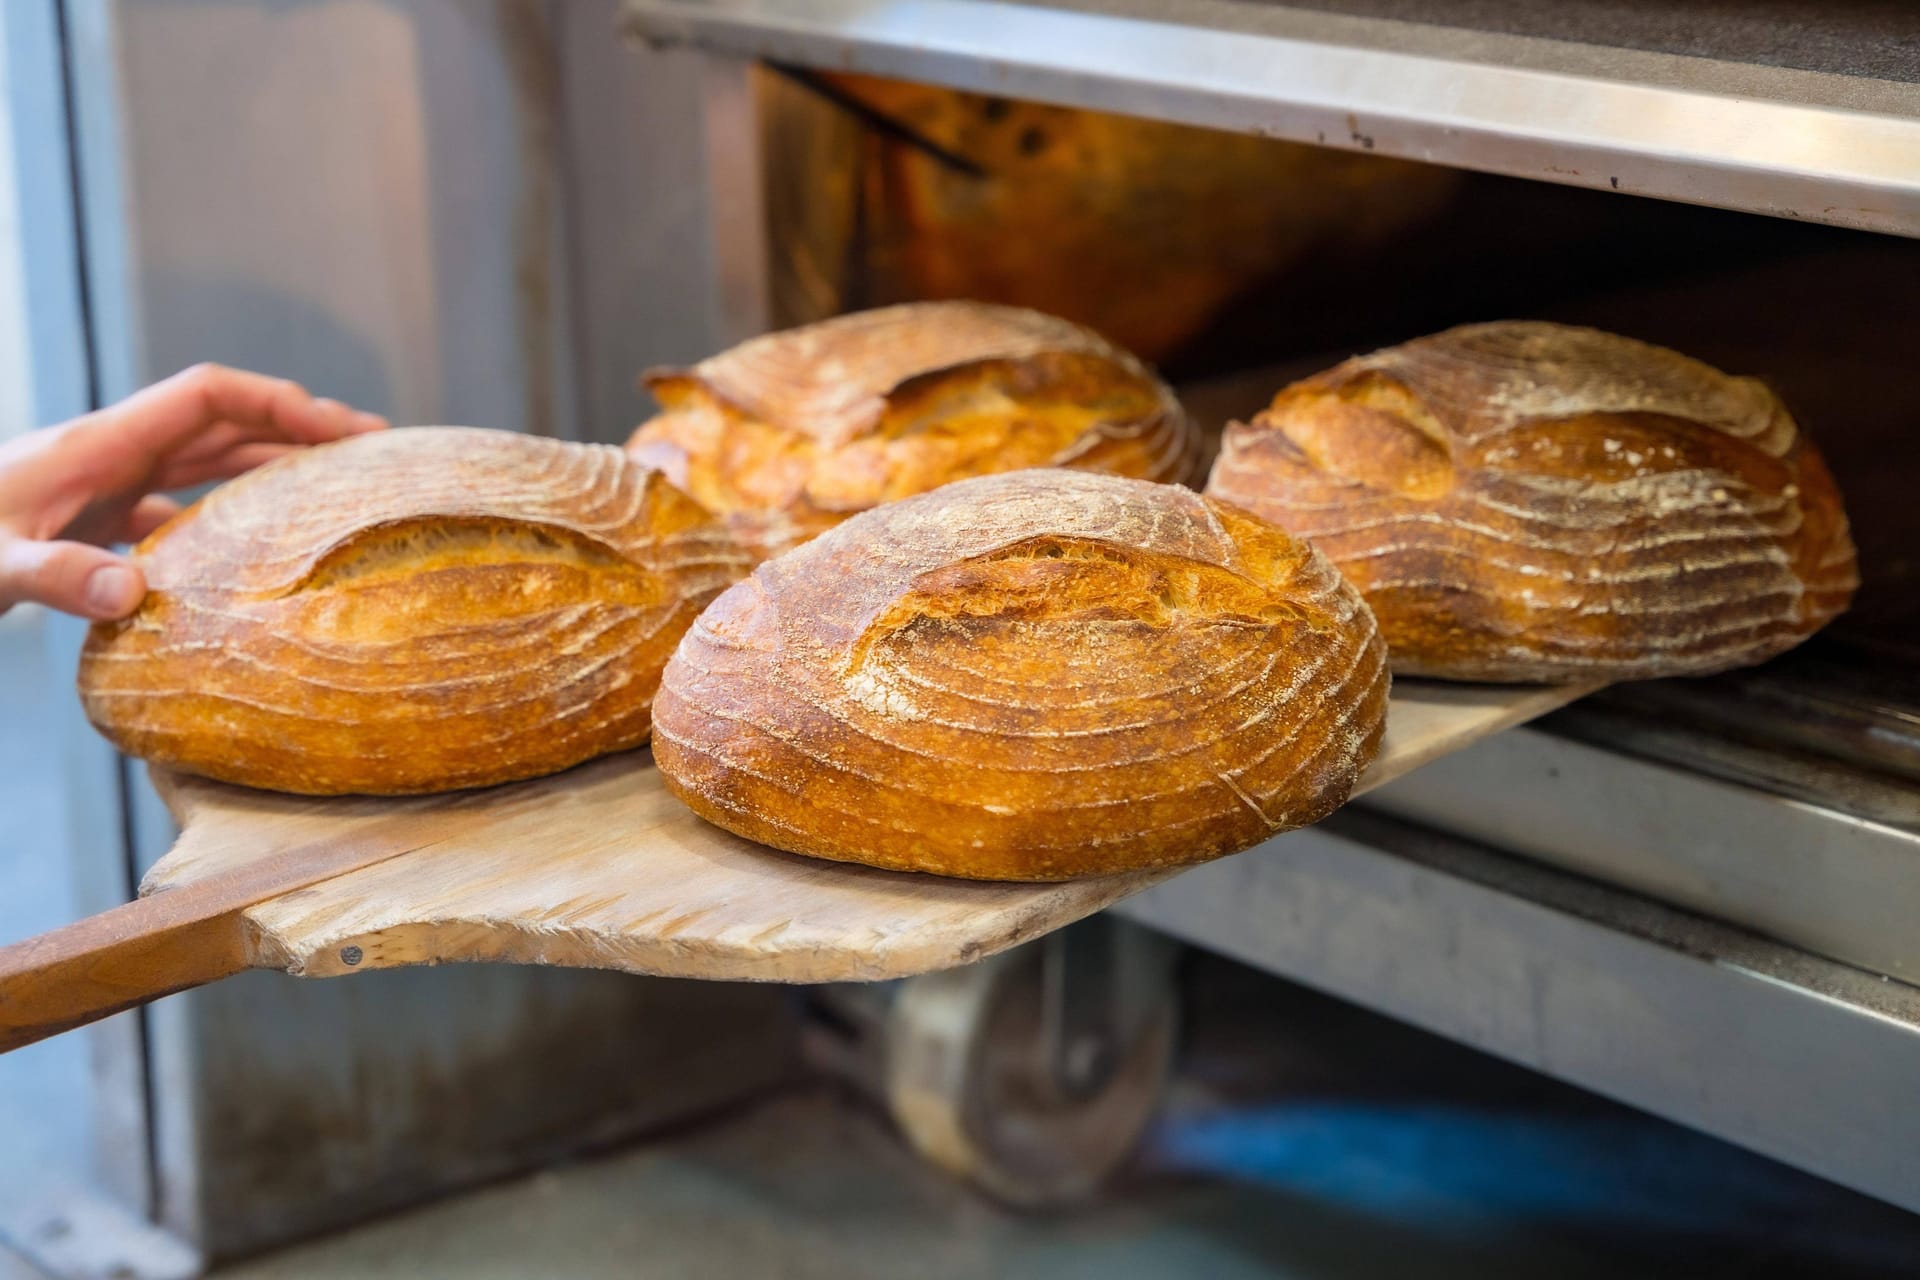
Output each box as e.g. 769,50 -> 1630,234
0,889 -> 251,1053
0,821 -> 462,1054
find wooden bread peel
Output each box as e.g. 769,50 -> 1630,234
0,679 -> 1597,1054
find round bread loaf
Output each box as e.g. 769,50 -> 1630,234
628,302 -> 1202,562
652,469 -> 1388,881
1207,322 -> 1858,682
80,427 -> 748,795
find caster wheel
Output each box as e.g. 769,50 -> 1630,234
882,939 -> 1178,1208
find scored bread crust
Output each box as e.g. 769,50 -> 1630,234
1207,322 -> 1859,682
652,468 -> 1388,881
79,427 -> 749,795
628,302 -> 1203,562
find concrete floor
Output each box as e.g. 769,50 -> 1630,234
220,957 -> 1920,1280
246,1091 -> 1654,1280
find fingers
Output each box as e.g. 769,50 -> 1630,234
314,397 -> 389,438
148,417 -> 257,465
0,535 -> 146,621
117,495 -> 184,543
1,372 -> 386,611
151,418 -> 305,473
48,366 -> 387,502
152,440 -> 300,492
89,364 -> 388,462
163,364 -> 387,445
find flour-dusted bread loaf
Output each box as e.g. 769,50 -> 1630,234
628,302 -> 1202,562
652,469 -> 1388,881
1207,322 -> 1858,682
79,427 -> 749,795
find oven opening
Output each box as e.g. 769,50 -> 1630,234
747,67 -> 1920,826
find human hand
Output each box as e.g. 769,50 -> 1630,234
0,363 -> 386,621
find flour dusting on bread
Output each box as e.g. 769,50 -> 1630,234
80,427 -> 748,794
653,469 -> 1388,880
1208,322 -> 1856,682
629,303 -> 1203,563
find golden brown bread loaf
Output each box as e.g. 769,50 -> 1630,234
79,427 -> 748,795
1207,322 -> 1858,682
652,469 -> 1388,881
628,302 -> 1202,562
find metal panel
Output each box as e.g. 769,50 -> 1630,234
1114,809 -> 1920,1213
555,5 -> 728,440
0,1191 -> 199,1280
97,0 -> 548,430
0,25 -> 34,440
622,0 -> 1920,237
143,967 -> 794,1260
47,611 -> 154,1220
0,0 -> 158,1221
0,1247 -> 44,1280
59,0 -> 796,1259
1362,723 -> 1920,986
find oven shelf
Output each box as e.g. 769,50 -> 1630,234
1366,709 -> 1920,986
622,0 -> 1920,237
1115,805 -> 1920,1215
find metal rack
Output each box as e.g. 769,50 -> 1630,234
1116,809 -> 1920,1214
622,0 -> 1920,1212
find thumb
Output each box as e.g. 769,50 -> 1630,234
0,535 -> 147,621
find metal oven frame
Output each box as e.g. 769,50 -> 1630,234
624,0 -> 1920,1213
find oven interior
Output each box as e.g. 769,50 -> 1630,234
746,68 -> 1920,826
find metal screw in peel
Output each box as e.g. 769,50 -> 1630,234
340,945 -> 363,967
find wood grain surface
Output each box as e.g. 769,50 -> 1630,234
0,809 -> 489,1052
141,678 -> 1598,986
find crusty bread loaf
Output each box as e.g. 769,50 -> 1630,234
652,469 -> 1388,881
79,427 -> 748,795
628,302 -> 1202,562
1207,322 -> 1858,682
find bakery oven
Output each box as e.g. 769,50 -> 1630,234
10,1 -> 1917,1268
618,0 -> 1920,1214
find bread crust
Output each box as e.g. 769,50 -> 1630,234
79,427 -> 749,795
628,302 -> 1202,561
1207,322 -> 1858,681
653,468 -> 1387,880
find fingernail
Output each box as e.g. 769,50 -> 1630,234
86,565 -> 143,617
354,413 -> 388,433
